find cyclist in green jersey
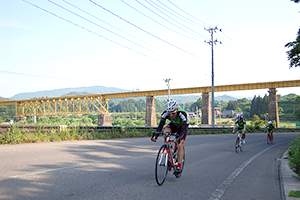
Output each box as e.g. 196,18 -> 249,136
265,121 -> 275,141
233,115 -> 247,144
151,100 -> 189,175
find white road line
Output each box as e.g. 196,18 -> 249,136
208,144 -> 279,200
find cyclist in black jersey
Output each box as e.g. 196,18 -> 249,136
151,100 -> 189,175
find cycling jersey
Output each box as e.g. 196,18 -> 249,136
156,109 -> 189,140
235,119 -> 246,130
266,124 -> 275,131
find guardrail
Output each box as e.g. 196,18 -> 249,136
0,124 -> 235,133
1,124 -> 300,133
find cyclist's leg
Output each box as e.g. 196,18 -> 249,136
177,140 -> 185,165
163,123 -> 172,141
177,127 -> 187,169
270,130 -> 274,140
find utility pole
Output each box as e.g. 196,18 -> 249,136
205,26 -> 221,127
164,78 -> 172,101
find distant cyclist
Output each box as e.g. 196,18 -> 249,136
151,99 -> 189,175
265,121 -> 275,141
233,115 -> 247,144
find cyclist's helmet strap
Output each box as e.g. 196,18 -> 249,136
165,100 -> 179,112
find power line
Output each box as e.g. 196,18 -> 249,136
46,0 -> 174,63
61,0 -> 177,60
156,0 -> 206,29
89,0 -> 208,61
167,0 -> 210,27
219,31 -> 252,57
121,0 -> 202,41
140,0 -> 207,39
22,0 -> 176,67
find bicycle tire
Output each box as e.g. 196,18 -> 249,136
235,137 -> 240,153
267,134 -> 271,144
155,144 -> 169,186
239,139 -> 243,152
175,147 -> 185,178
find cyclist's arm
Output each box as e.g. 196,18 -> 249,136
155,119 -> 166,138
233,124 -> 237,132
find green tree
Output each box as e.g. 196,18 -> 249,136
285,27 -> 300,68
226,100 -> 234,110
189,98 -> 202,112
233,101 -> 239,111
295,96 -> 300,120
285,0 -> 300,67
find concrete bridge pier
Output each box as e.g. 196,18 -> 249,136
268,88 -> 280,127
201,92 -> 212,125
145,96 -> 157,127
98,114 -> 112,126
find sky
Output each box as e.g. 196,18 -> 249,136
0,0 -> 300,99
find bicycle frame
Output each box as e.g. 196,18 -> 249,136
267,131 -> 274,144
157,132 -> 178,168
154,131 -> 183,186
234,129 -> 244,153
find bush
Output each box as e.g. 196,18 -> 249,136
288,135 -> 300,178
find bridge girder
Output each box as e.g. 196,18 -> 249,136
14,96 -> 108,118
0,80 -> 299,118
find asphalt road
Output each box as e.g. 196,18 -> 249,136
0,132 -> 299,200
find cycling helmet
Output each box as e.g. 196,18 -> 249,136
237,115 -> 243,120
268,121 -> 272,124
165,100 -> 179,112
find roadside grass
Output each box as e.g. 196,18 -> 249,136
1,124 -> 299,145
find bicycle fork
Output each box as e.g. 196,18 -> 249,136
158,148 -> 173,167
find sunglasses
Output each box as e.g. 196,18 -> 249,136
168,111 -> 177,115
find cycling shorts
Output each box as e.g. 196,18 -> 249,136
164,122 -> 188,141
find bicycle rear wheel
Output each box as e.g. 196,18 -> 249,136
155,144 -> 169,186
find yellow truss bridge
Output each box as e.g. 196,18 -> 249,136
0,80 -> 299,118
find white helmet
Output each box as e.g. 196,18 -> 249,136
165,100 -> 178,112
268,121 -> 272,124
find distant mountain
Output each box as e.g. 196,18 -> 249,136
10,86 -> 128,100
215,94 -> 239,102
9,86 -> 245,102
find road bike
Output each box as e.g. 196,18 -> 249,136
266,130 -> 274,144
233,129 -> 244,153
152,131 -> 185,186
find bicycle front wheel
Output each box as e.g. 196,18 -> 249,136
235,137 -> 240,153
155,144 -> 169,186
267,134 -> 271,144
239,139 -> 243,152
